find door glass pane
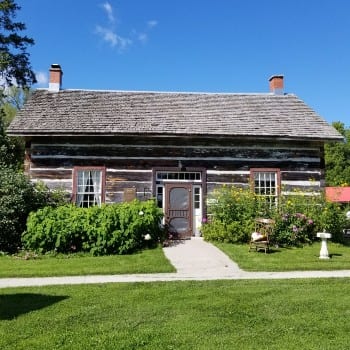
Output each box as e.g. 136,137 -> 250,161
170,218 -> 188,233
170,188 -> 188,209
157,186 -> 163,208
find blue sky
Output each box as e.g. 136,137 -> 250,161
17,0 -> 350,127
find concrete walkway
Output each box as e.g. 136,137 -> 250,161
1,237 -> 350,288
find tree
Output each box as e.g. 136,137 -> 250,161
1,85 -> 30,126
0,107 -> 24,168
0,1 -> 54,253
0,86 -> 30,169
0,0 -> 36,89
324,121 -> 350,186
0,0 -> 35,168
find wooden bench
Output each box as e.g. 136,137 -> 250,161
249,218 -> 275,254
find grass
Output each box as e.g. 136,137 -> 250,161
3,239 -> 350,279
1,279 -> 350,349
0,246 -> 175,277
214,241 -> 350,271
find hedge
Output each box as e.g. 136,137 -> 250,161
23,200 -> 165,255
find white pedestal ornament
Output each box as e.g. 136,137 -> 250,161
316,232 -> 332,259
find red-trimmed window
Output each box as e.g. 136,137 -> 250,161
73,167 -> 106,207
250,168 -> 280,207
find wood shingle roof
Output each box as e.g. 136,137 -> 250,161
8,89 -> 343,141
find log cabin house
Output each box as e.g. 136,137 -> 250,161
8,64 -> 343,238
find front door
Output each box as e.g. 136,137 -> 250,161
165,183 -> 193,239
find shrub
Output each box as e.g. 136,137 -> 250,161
23,200 -> 164,255
203,185 -> 347,247
0,167 -> 66,253
202,186 -> 266,243
0,168 -> 35,252
316,201 -> 347,243
273,213 -> 315,246
277,190 -> 346,245
201,220 -> 252,243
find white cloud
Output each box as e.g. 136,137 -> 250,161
95,25 -> 132,49
102,2 -> 115,23
95,3 -> 157,51
138,33 -> 148,44
147,20 -> 158,29
136,20 -> 158,44
35,71 -> 48,86
116,35 -> 132,50
96,25 -> 117,47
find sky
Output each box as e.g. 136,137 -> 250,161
16,0 -> 350,127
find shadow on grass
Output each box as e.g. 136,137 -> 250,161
267,250 -> 281,254
265,250 -> 281,254
0,293 -> 69,320
250,247 -> 282,254
330,253 -> 343,258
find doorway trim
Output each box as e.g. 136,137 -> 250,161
153,167 -> 207,237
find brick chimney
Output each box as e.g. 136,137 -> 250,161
269,75 -> 284,94
49,64 -> 63,92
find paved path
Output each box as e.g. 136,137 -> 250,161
1,238 -> 350,288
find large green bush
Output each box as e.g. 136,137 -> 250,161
23,200 -> 164,255
201,220 -> 249,243
203,186 -> 346,246
276,190 -> 346,245
201,185 -> 269,243
0,167 -> 66,253
272,212 -> 315,246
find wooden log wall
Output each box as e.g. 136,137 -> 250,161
26,136 -> 325,203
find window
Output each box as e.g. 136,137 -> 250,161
194,187 -> 201,209
156,171 -> 201,181
250,169 -> 280,207
73,167 -> 105,207
156,185 -> 163,208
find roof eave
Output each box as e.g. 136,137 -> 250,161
6,130 -> 344,143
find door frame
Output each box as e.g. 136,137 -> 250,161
152,167 -> 207,237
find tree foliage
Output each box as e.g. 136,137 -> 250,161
325,121 -> 350,186
0,107 -> 23,168
0,1 -> 50,253
0,0 -> 36,89
0,0 -> 35,168
0,86 -> 28,168
1,85 -> 30,125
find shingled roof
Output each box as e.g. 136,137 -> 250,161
8,89 -> 343,141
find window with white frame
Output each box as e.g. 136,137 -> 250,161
251,169 -> 280,207
74,167 -> 105,207
156,171 -> 201,181
194,187 -> 201,209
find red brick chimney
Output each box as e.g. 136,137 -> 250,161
269,75 -> 284,94
49,64 -> 63,92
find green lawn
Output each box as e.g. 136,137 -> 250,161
1,279 -> 350,349
0,247 -> 175,277
215,241 -> 350,271
3,240 -> 350,278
